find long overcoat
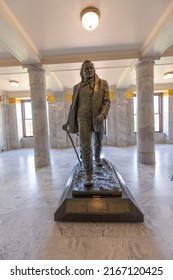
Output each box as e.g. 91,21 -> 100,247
67,74 -> 110,134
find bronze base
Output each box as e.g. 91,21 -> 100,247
72,159 -> 122,197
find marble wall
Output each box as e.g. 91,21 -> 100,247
6,99 -> 20,150
0,96 -> 5,151
42,89 -> 168,148
48,92 -> 67,148
48,88 -> 136,148
116,90 -> 128,146
0,95 -> 19,151
107,94 -> 117,145
0,95 -> 23,151
127,97 -> 136,145
0,88 -> 171,152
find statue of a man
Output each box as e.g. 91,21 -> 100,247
63,60 -> 110,186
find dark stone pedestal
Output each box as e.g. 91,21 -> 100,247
54,160 -> 144,222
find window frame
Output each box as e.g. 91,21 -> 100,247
21,99 -> 33,137
134,92 -> 163,133
154,92 -> 163,132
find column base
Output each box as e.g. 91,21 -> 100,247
35,154 -> 50,168
137,151 -> 155,164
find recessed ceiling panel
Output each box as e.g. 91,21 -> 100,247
5,0 -> 171,54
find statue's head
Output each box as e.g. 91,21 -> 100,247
80,60 -> 95,80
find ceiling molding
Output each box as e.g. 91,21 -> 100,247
128,83 -> 173,92
162,46 -> 173,57
42,50 -> 141,65
0,0 -> 41,64
47,72 -> 64,92
141,0 -> 173,57
0,57 -> 22,67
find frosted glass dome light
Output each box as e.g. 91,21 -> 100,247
81,7 -> 100,31
164,72 -> 173,79
9,80 -> 19,87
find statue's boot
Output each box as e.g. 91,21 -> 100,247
95,155 -> 103,166
84,173 -> 93,186
94,146 -> 103,166
82,153 -> 93,186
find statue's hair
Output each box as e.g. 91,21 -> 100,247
80,60 -> 95,79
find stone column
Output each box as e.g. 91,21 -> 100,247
136,58 -> 155,164
28,65 -> 50,167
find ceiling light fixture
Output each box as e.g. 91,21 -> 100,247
9,80 -> 19,87
80,7 -> 100,31
163,72 -> 173,79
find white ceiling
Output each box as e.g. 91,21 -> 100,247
1,0 -> 173,94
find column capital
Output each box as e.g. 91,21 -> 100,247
135,57 -> 155,69
25,64 -> 45,73
27,64 -> 46,87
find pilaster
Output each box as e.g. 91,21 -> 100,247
116,89 -> 128,146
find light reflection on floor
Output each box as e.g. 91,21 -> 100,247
0,144 -> 173,260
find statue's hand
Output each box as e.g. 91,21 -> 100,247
94,114 -> 105,125
62,122 -> 69,131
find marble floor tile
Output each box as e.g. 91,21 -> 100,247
0,144 -> 173,259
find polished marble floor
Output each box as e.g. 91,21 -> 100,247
0,144 -> 173,260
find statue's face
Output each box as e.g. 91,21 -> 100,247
82,62 -> 95,80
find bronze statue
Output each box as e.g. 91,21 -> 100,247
63,60 -> 110,186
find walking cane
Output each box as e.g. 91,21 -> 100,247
65,128 -> 82,167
